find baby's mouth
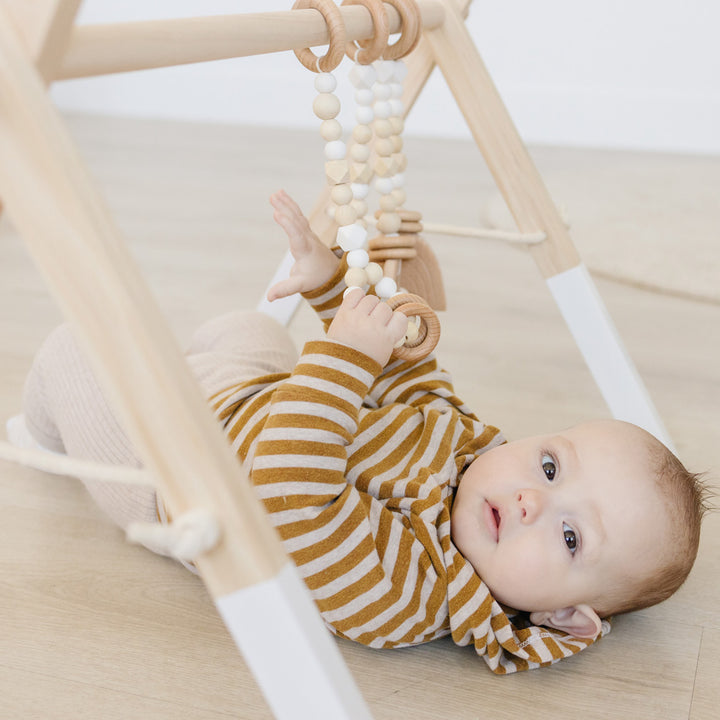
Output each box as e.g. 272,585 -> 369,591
484,501 -> 501,542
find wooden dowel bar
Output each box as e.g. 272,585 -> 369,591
57,1 -> 446,80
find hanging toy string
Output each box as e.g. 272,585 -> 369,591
294,0 -> 440,362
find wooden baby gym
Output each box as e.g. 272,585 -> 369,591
0,1 -> 675,718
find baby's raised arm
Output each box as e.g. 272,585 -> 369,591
266,190 -> 340,301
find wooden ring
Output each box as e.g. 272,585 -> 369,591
399,221 -> 423,233
386,293 -> 441,362
382,0 -> 422,60
398,209 -> 422,222
369,247 -> 417,261
293,0 -> 347,73
342,0 -> 390,65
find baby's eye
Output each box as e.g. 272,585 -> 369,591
563,522 -> 578,554
541,453 -> 556,481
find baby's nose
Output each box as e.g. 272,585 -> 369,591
516,488 -> 543,523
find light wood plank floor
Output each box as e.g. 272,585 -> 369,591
1,115 -> 718,719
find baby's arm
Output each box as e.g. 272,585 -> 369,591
266,190 -> 340,301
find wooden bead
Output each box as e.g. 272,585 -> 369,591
320,119 -> 342,141
347,248 -> 369,268
373,119 -> 393,138
353,124 -> 373,144
348,63 -> 377,89
375,138 -> 395,157
373,100 -> 391,119
325,159 -> 350,185
390,99 -> 404,117
375,176 -> 395,194
344,267 -> 368,287
334,204 -> 358,226
376,212 -> 402,234
331,183 -> 353,206
393,153 -> 408,172
313,93 -> 340,120
351,182 -> 369,200
390,117 -> 404,135
365,261 -> 384,285
350,143 -> 371,162
336,222 -> 367,251
391,187 -> 406,206
372,82 -> 391,100
392,135 -> 404,152
374,156 -> 397,178
405,320 -> 420,343
379,194 -> 397,212
351,199 -> 368,218
350,163 -> 374,183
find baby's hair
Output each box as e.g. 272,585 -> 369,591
604,434 -> 712,617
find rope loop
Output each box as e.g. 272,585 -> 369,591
292,0 -> 347,73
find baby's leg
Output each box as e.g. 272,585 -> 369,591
22,324 -> 159,529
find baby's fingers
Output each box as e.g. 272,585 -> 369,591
388,309 -> 409,342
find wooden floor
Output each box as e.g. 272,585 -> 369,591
1,115 -> 718,719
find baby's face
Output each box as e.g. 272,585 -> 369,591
451,420 -> 669,615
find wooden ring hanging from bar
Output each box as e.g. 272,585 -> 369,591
386,293 -> 441,361
292,0 -> 347,72
382,0 -> 422,60
342,0 -> 390,64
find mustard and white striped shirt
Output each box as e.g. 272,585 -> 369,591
210,265 -> 603,673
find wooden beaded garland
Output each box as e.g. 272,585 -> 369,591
302,0 -> 439,362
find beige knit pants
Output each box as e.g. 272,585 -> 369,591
22,311 -> 298,531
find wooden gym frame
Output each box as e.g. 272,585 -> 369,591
0,1 -> 672,718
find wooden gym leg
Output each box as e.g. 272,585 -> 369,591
421,1 -> 672,447
0,9 -> 372,718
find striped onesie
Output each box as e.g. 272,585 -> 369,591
207,263 -> 604,673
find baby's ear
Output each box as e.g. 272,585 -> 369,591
529,604 -> 602,639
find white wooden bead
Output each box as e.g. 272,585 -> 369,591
390,82 -> 403,98
351,182 -> 369,199
314,72 -> 337,93
337,222 -> 368,251
375,177 -> 395,195
392,172 -> 405,188
344,267 -> 368,287
372,82 -> 391,101
320,119 -> 342,141
373,119 -> 393,138
313,93 -> 340,120
334,204 -> 358,226
365,261 -> 384,284
348,63 -> 377,89
391,60 -> 408,82
354,88 -> 374,106
355,106 -> 374,125
347,248 -> 369,268
375,276 -> 397,299
331,183 -> 353,206
374,60 -> 395,83
324,140 -> 347,160
352,124 -> 373,144
350,143 -> 371,162
390,99 -> 404,117
373,101 -> 391,119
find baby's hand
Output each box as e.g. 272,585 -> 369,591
266,190 -> 340,301
327,288 -> 408,366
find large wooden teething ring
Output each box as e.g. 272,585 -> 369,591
382,0 -> 422,60
293,0 -> 347,72
386,293 -> 440,361
342,0 -> 390,64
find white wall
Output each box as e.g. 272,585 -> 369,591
51,0 -> 720,154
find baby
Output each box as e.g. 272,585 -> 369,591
13,190 -> 707,674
